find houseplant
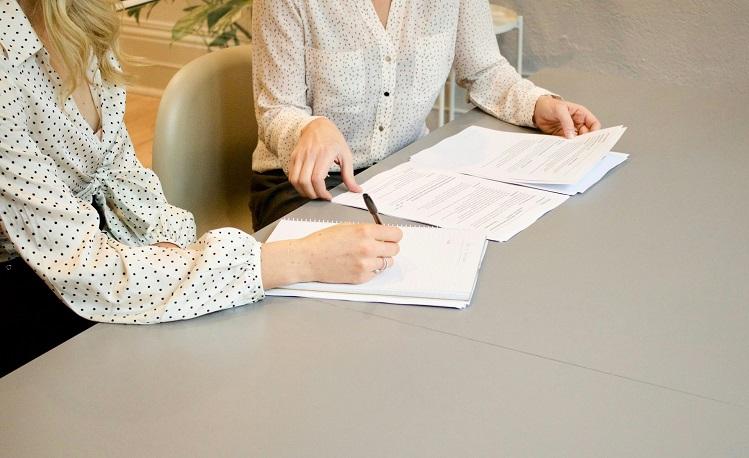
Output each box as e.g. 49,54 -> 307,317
127,0 -> 252,48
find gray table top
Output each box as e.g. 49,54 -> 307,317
2,68 -> 748,457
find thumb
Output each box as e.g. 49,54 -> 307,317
556,102 -> 577,139
337,149 -> 362,193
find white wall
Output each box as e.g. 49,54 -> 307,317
121,1 -> 749,95
494,0 -> 749,92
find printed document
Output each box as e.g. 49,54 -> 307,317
332,163 -> 568,242
410,125 -> 627,187
512,151 -> 628,195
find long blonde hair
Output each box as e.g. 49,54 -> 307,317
41,0 -> 126,99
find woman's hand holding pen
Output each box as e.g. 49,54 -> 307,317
289,117 -> 362,200
260,224 -> 402,289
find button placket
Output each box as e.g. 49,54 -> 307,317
371,39 -> 397,161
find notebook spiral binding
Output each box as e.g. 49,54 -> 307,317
280,218 -> 435,229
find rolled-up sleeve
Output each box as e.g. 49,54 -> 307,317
454,0 -> 554,127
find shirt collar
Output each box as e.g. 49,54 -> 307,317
0,0 -> 44,69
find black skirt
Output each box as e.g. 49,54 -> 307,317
0,257 -> 94,377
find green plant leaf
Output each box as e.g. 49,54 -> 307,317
206,4 -> 234,30
172,3 -> 211,40
133,0 -> 253,47
208,30 -> 237,47
126,2 -> 159,23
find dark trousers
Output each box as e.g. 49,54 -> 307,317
1,257 -> 94,377
250,168 -> 364,230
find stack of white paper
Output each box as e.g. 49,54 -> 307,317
410,125 -> 628,195
265,219 -> 488,308
333,125 -> 628,242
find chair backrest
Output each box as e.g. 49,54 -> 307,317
152,45 -> 256,235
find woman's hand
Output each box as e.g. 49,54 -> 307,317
260,224 -> 402,289
533,95 -> 601,139
288,118 -> 363,200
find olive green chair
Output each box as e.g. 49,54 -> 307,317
152,45 -> 256,235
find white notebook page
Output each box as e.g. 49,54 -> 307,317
265,220 -> 488,308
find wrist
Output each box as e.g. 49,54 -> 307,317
301,116 -> 329,135
532,95 -> 553,126
260,239 -> 315,289
288,238 -> 316,283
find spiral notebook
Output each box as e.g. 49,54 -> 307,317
264,219 -> 488,309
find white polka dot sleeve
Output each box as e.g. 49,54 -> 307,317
0,80 -> 265,324
251,0 -> 319,175
455,0 -> 554,128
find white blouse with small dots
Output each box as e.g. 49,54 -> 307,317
0,0 -> 264,324
251,0 -> 554,174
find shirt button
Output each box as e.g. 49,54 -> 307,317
384,91 -> 390,97
378,126 -> 385,132
384,56 -> 392,63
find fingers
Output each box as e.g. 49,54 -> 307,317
291,150 -> 334,200
368,224 -> 403,243
351,240 -> 398,284
370,255 -> 396,273
309,223 -> 403,284
289,148 -> 318,199
347,224 -> 402,255
350,256 -> 394,284
570,104 -> 601,135
289,118 -> 358,199
587,112 -> 602,131
288,147 -> 303,195
312,158 -> 333,200
297,153 -> 318,199
331,223 -> 403,245
337,148 -> 362,193
572,107 -> 590,135
373,240 -> 400,258
556,102 -> 578,139
296,148 -> 358,200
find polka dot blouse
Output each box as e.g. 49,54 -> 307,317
251,0 -> 553,174
0,1 -> 264,324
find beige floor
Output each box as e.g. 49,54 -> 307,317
124,92 -> 160,169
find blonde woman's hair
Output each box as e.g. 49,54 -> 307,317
41,0 -> 126,100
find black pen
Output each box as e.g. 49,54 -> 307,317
362,193 -> 383,225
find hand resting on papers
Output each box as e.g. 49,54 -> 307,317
533,95 -> 602,139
